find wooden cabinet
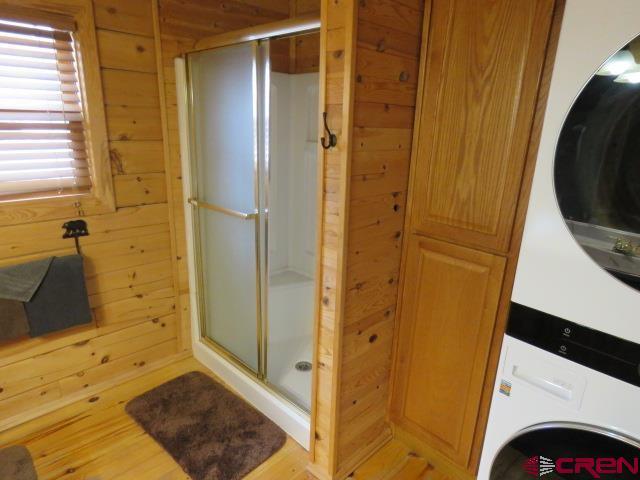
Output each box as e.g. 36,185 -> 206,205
390,236 -> 505,466
390,0 -> 560,476
410,0 -> 555,253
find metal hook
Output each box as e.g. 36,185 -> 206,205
320,111 -> 337,150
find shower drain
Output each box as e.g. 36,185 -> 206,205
295,361 -> 312,372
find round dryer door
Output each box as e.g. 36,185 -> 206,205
555,35 -> 640,291
490,423 -> 640,479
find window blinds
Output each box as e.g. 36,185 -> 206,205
0,17 -> 90,201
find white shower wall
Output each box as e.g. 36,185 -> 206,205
269,72 -> 318,278
267,71 -> 319,411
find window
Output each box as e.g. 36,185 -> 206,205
0,16 -> 90,201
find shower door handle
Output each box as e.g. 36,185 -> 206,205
188,198 -> 258,220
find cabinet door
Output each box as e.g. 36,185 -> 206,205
391,235 -> 505,467
410,0 -> 554,253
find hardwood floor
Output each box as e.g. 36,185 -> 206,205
0,357 -> 446,479
0,357 -> 308,479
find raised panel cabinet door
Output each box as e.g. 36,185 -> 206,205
391,235 -> 506,467
410,0 -> 555,253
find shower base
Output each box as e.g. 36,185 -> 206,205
267,270 -> 314,412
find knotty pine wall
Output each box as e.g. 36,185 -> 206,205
0,0 -> 182,430
310,0 -> 424,477
339,0 -> 424,467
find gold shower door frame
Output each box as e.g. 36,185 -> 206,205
179,15 -> 320,412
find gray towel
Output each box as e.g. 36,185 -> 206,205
25,255 -> 92,337
0,299 -> 29,341
0,257 -> 53,302
0,445 -> 37,480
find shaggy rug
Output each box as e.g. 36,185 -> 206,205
125,371 -> 286,480
0,445 -> 37,480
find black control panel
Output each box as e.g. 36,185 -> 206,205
507,303 -> 640,387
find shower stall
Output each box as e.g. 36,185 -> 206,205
175,22 -> 320,445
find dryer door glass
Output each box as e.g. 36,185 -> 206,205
555,36 -> 640,291
491,423 -> 640,479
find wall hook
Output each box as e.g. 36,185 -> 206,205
320,111 -> 337,150
62,219 -> 90,255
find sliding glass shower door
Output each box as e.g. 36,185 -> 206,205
187,42 -> 264,373
184,35 -> 319,411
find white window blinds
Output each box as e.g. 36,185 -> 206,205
0,17 -> 90,201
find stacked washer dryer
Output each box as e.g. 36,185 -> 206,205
479,1 -> 640,478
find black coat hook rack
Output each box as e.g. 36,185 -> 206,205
62,219 -> 89,255
320,111 -> 337,150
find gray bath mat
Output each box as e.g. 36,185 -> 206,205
125,371 -> 286,480
0,445 -> 37,480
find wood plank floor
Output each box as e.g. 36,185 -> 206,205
0,357 -> 445,479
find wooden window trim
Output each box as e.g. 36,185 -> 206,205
0,0 -> 114,227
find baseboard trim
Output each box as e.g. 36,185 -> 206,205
306,427 -> 392,480
335,428 -> 393,479
0,350 -> 191,433
393,425 -> 475,480
306,462 -> 333,480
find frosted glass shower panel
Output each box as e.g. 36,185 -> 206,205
189,43 -> 260,372
190,44 -> 257,210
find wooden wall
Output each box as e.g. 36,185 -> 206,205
339,0 -> 424,467
308,0 -> 356,475
0,0 -> 184,431
309,0 -> 424,478
271,34 -> 320,74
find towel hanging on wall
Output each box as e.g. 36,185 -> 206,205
0,256 -> 52,341
0,257 -> 53,303
0,299 -> 29,342
24,255 -> 92,337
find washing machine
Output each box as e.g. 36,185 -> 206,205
479,0 -> 640,477
478,304 -> 640,479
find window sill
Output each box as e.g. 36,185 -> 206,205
0,191 -> 116,227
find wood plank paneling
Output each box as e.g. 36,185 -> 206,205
308,1 -> 424,478
109,141 -> 165,174
336,0 -> 424,475
357,20 -> 421,59
294,32 -> 320,73
0,316 -> 178,430
359,0 -> 423,32
309,0 -> 424,477
105,105 -> 163,141
97,30 -> 157,72
307,0 -> 356,477
94,0 -> 155,36
0,204 -> 168,260
158,0 -> 288,39
114,173 -> 168,207
102,69 -> 160,107
0,0 -> 185,431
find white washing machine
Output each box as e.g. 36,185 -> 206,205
478,305 -> 640,479
480,0 -> 640,477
